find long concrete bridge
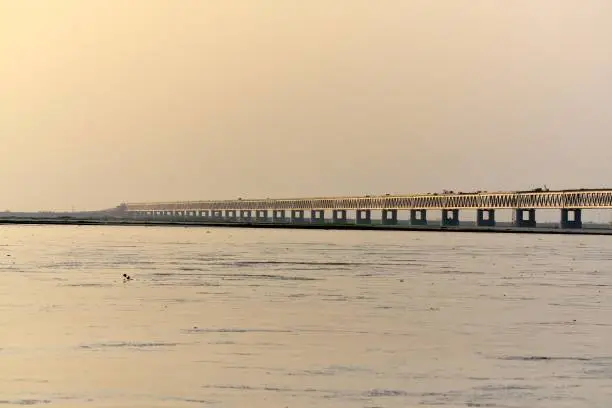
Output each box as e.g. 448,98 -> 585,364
122,188 -> 612,230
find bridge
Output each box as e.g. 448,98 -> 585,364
122,188 -> 612,230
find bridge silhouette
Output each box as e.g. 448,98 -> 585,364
122,188 -> 612,230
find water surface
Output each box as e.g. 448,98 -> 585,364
0,225 -> 610,407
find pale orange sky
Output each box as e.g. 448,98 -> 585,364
1,1 -> 611,211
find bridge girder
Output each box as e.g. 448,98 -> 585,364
123,189 -> 612,212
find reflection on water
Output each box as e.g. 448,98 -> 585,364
0,225 -> 611,407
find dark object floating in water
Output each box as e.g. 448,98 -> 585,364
122,273 -> 132,281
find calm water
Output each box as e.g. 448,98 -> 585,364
0,225 -> 611,407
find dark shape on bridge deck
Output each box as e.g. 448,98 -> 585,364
514,209 -> 536,227
410,209 -> 427,225
561,208 -> 582,229
356,209 -> 371,224
382,209 -> 398,225
311,210 -> 325,224
476,209 -> 495,227
333,210 -> 347,223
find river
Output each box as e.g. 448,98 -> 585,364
0,225 -> 610,407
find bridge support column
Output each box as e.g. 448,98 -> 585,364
255,210 -> 268,221
441,209 -> 459,226
311,210 -> 325,224
291,210 -> 305,223
560,208 -> 582,229
382,209 -> 398,225
273,210 -> 286,222
240,210 -> 252,221
333,210 -> 347,223
356,209 -> 371,225
514,209 -> 536,227
476,209 -> 496,226
410,209 -> 427,225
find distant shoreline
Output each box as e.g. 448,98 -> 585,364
0,217 -> 611,236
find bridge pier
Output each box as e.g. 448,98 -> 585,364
441,209 -> 459,226
291,210 -> 305,223
561,208 -> 582,229
273,210 -> 286,222
240,210 -> 252,221
382,209 -> 398,225
311,210 -> 325,224
410,209 -> 427,225
356,209 -> 371,225
255,210 -> 268,221
514,209 -> 536,227
333,210 -> 347,223
476,209 -> 495,226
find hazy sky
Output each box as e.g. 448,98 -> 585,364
1,1 -> 611,211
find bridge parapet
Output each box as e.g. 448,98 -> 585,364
124,189 -> 612,212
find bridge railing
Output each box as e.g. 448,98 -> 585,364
123,189 -> 612,211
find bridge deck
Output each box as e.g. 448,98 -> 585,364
124,189 -> 612,211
